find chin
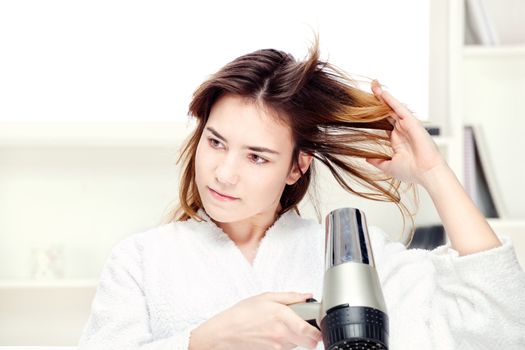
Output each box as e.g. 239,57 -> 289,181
202,203 -> 237,223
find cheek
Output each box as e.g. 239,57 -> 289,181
195,139 -> 210,165
250,167 -> 288,191
194,140 -> 211,179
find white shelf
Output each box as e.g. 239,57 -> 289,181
0,121 -> 195,147
464,44 -> 525,57
432,136 -> 453,147
0,278 -> 98,289
486,219 -> 525,228
486,219 -> 525,269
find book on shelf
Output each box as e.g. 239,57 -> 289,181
463,124 -> 507,218
465,0 -> 525,46
465,0 -> 500,45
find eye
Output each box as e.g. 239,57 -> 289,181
250,154 -> 268,165
207,137 -> 223,149
208,137 -> 268,165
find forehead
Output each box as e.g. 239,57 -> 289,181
207,94 -> 293,149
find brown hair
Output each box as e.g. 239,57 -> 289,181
162,33 -> 419,245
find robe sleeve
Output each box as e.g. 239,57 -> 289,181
371,225 -> 525,349
427,232 -> 525,349
77,236 -> 201,350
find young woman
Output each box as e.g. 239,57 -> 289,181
78,36 -> 525,349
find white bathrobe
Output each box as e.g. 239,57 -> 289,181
78,208 -> 525,349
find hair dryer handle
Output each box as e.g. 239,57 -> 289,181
288,298 -> 322,330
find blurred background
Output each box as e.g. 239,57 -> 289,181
0,0 -> 524,346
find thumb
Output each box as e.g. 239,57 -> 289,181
262,291 -> 313,305
366,158 -> 389,172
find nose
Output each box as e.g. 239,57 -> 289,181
215,155 -> 239,185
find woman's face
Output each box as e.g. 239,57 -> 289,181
195,93 -> 309,223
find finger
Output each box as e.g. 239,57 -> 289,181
273,323 -> 303,350
285,332 -> 319,350
393,118 -> 408,136
366,158 -> 390,173
380,90 -> 414,120
280,341 -> 301,350
263,291 -> 312,305
371,79 -> 385,103
280,305 -> 322,344
282,321 -> 321,349
372,81 -> 401,126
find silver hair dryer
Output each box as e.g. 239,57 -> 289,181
289,207 -> 388,349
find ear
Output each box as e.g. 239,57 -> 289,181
286,151 -> 313,185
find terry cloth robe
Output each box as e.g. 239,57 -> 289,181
78,208 -> 525,349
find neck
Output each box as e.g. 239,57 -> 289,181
211,204 -> 283,247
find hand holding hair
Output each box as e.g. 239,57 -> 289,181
368,80 -> 502,256
366,80 -> 446,187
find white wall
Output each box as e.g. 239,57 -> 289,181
0,0 -> 430,123
0,0 -> 436,280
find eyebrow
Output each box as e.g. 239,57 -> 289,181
205,127 -> 281,155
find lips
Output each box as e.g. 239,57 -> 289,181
208,187 -> 239,200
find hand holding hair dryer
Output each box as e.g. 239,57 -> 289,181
289,207 -> 389,349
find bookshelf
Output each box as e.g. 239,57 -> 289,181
461,0 -> 525,220
460,0 -> 525,260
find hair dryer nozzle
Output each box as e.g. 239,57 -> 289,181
325,207 -> 376,269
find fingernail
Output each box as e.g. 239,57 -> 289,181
373,79 -> 383,93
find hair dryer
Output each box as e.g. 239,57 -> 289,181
289,207 -> 388,349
